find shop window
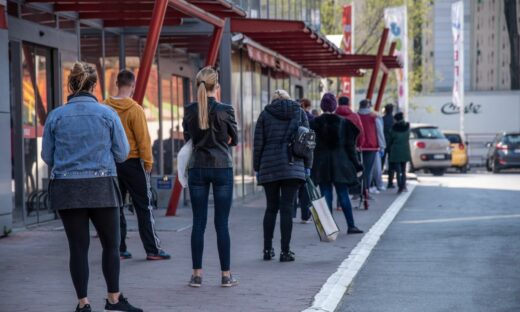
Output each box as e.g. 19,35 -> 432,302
80,26 -> 104,100
104,32 -> 121,99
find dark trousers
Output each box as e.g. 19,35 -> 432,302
362,151 -> 377,192
59,207 -> 120,299
116,158 -> 161,255
188,168 -> 233,271
263,179 -> 301,253
319,183 -> 356,228
392,162 -> 407,190
292,183 -> 311,221
385,150 -> 395,186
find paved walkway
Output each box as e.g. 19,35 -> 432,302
0,189 -> 399,312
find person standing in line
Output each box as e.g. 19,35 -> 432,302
311,108 -> 320,118
382,104 -> 395,188
183,67 -> 238,287
335,96 -> 365,147
358,99 -> 384,199
370,115 -> 386,194
105,70 -> 170,261
42,62 -> 142,312
311,93 -> 364,234
387,112 -> 412,193
292,98 -> 314,224
254,89 -> 311,262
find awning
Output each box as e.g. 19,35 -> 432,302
231,18 -> 402,77
242,37 -> 302,78
24,0 -> 246,27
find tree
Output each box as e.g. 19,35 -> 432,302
504,0 -> 520,90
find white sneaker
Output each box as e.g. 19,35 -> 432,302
369,187 -> 380,194
378,186 -> 387,191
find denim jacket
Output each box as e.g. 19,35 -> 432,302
42,93 -> 130,179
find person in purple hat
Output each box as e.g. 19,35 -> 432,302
310,93 -> 364,234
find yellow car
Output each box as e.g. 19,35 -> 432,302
443,131 -> 469,173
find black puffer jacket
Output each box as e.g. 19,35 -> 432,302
183,97 -> 238,168
253,99 -> 311,185
311,113 -> 362,186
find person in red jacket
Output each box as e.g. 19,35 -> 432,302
336,96 -> 365,147
357,99 -> 385,198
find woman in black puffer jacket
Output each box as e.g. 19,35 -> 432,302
311,93 -> 363,235
253,89 -> 311,262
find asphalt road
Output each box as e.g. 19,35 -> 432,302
338,171 -> 520,312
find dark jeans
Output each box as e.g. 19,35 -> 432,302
391,162 -> 407,190
59,207 -> 120,299
362,151 -> 377,192
292,183 -> 311,221
263,179 -> 301,253
319,183 -> 356,228
188,168 -> 233,271
117,158 -> 162,255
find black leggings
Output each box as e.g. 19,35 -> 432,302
263,179 -> 301,252
59,207 -> 120,299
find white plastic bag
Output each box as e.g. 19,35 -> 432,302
176,140 -> 193,188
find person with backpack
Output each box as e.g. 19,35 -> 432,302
183,66 -> 239,287
42,62 -> 142,312
253,89 -> 312,262
105,69 -> 170,261
311,93 -> 364,234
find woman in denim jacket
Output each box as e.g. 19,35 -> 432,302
42,62 -> 142,312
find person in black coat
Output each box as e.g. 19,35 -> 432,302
311,93 -> 363,234
253,89 -> 311,262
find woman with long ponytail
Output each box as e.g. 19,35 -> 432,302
183,66 -> 238,287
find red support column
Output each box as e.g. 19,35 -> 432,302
366,28 -> 389,101
205,25 -> 224,66
374,42 -> 397,112
0,4 -> 8,29
132,0 -> 168,105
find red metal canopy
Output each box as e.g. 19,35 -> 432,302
230,18 -> 401,78
25,0 -> 246,27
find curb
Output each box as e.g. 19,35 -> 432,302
302,183 -> 417,312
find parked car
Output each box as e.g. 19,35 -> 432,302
443,131 -> 469,173
409,124 -> 451,176
485,132 -> 520,173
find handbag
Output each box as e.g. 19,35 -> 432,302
176,139 -> 193,188
305,176 -> 339,242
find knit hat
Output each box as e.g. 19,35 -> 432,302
320,93 -> 337,112
394,112 -> 404,122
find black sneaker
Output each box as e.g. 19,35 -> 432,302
280,251 -> 295,262
263,248 -> 275,261
221,275 -> 239,287
75,304 -> 91,312
120,251 -> 132,260
347,227 -> 364,234
189,275 -> 202,288
387,184 -> 396,189
146,250 -> 171,260
104,294 -> 142,312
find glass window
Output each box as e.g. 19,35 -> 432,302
261,0 -> 268,18
269,0 -> 277,19
80,26 -> 104,100
504,134 -> 520,145
242,59 -> 253,196
104,32 -> 120,99
444,133 -> 462,144
416,127 -> 446,139
231,51 -> 243,198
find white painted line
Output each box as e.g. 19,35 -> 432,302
302,183 -> 417,312
400,214 -> 520,224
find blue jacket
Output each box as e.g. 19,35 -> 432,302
41,93 -> 130,179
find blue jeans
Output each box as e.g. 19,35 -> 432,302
188,168 -> 233,271
362,151 -> 377,191
319,183 -> 356,228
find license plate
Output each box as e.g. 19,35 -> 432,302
433,154 -> 445,160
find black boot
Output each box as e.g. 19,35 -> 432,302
280,250 -> 295,262
263,248 -> 275,260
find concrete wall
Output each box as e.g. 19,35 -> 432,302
0,26 -> 13,235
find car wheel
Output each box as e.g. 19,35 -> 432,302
431,168 -> 445,176
492,160 -> 500,174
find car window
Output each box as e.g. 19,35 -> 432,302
444,133 -> 461,144
416,127 -> 445,139
503,134 -> 520,144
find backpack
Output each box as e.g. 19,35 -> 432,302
288,111 -> 316,165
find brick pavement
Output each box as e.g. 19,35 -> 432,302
0,190 -> 399,312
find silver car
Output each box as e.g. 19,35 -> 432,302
409,124 -> 452,176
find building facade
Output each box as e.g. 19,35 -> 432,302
0,0 -> 325,232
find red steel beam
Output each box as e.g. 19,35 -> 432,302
366,28 -> 389,100
205,25 -> 224,66
132,0 -> 168,105
0,4 -> 7,29
375,41 -> 397,112
104,18 -> 182,28
168,0 -> 225,28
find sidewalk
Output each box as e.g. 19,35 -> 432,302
0,189 -> 400,312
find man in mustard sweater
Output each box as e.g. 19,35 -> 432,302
105,70 -> 170,261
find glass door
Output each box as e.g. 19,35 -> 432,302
13,42 -> 57,225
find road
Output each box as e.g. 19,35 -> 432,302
338,171 -> 520,312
